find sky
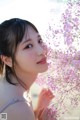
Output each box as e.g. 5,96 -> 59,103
0,0 -> 69,51
0,0 -> 50,33
0,0 -> 66,33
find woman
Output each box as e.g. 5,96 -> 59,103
0,18 -> 54,120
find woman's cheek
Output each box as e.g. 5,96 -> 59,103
27,52 -> 36,61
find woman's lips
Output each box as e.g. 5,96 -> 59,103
37,58 -> 47,64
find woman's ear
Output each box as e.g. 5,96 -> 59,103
1,55 -> 12,67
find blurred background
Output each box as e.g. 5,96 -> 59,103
0,0 -> 67,108
0,0 -> 80,119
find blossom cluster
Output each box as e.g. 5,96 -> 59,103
36,0 -> 80,119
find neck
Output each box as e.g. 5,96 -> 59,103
11,72 -> 37,90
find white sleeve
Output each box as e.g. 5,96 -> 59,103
3,102 -> 36,120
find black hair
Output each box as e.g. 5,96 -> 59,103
0,18 -> 38,85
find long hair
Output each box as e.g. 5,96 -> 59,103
0,18 -> 38,85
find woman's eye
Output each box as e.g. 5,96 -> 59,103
38,39 -> 43,44
25,44 -> 33,49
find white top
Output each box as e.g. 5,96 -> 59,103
0,77 -> 35,120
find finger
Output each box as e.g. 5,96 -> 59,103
47,91 -> 55,99
45,89 -> 53,95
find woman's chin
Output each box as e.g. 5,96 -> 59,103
38,63 -> 48,73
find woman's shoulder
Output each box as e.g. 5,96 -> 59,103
3,101 -> 35,120
0,77 -> 9,111
0,77 -> 18,107
0,77 -> 7,96
0,76 -> 11,95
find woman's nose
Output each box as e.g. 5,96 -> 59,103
36,44 -> 47,56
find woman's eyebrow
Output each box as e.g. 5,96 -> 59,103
38,35 -> 41,38
21,35 -> 41,45
22,39 -> 32,45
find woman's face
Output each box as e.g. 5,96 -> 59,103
14,26 -> 48,76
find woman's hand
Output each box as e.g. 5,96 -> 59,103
35,87 -> 54,120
